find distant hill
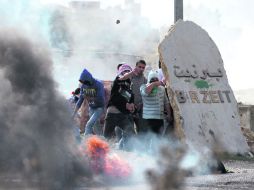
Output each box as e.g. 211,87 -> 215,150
234,89 -> 254,105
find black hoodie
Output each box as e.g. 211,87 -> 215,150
107,76 -> 134,114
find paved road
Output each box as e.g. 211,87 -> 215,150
1,160 -> 254,190
86,160 -> 254,190
184,160 -> 254,190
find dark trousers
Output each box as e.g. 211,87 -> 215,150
133,119 -> 164,154
103,113 -> 134,146
141,119 -> 164,134
133,109 -> 146,134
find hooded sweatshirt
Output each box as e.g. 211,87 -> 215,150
76,69 -> 105,109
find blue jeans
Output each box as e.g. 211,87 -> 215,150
84,107 -> 104,135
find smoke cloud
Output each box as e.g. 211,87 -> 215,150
126,132 -> 227,190
47,1 -> 161,96
0,29 -> 91,189
0,0 -> 163,97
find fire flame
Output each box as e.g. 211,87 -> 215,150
85,136 -> 132,178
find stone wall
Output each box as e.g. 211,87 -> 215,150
238,103 -> 254,132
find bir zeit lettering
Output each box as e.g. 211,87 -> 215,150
175,90 -> 231,104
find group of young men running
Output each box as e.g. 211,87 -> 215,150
71,60 -> 173,151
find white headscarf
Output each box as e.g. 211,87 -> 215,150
147,70 -> 159,84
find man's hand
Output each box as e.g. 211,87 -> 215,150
159,78 -> 166,86
119,70 -> 135,80
132,67 -> 139,76
126,103 -> 135,113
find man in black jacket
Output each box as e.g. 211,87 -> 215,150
103,64 -> 135,150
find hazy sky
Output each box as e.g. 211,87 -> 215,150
40,0 -> 254,92
1,0 -> 254,97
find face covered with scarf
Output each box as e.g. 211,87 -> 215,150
148,70 -> 160,95
118,64 -> 132,77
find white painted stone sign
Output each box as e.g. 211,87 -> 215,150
159,20 -> 249,154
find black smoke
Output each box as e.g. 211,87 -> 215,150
146,145 -> 187,190
0,29 -> 91,189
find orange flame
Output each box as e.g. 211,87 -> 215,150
86,135 -> 109,158
85,136 -> 109,174
85,136 -> 132,178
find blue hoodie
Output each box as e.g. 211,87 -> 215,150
76,69 -> 105,109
